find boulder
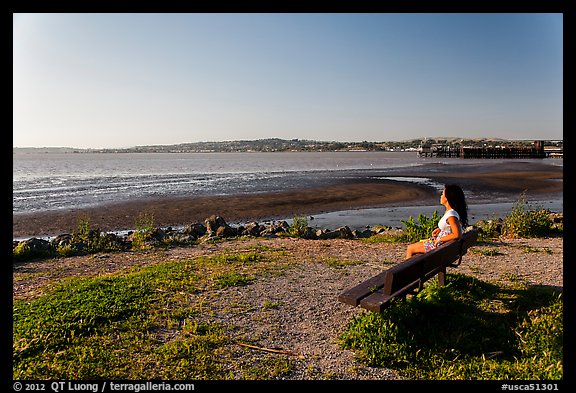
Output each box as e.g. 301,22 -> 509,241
51,233 -> 73,248
204,215 -> 238,238
22,237 -> 52,253
243,221 -> 262,237
183,222 -> 207,238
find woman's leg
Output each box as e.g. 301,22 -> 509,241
406,241 -> 426,259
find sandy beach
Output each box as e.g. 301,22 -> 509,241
12,160 -> 563,239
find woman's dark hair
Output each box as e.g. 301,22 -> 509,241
444,184 -> 468,228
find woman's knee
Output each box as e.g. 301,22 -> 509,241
407,242 -> 424,256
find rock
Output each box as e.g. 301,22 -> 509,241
371,225 -> 391,234
22,237 -> 52,252
168,233 -> 196,244
99,233 -> 128,250
336,226 -> 353,239
244,221 -> 262,237
353,229 -> 374,238
51,233 -> 73,247
316,229 -> 337,240
216,225 -> 237,238
205,215 -> 229,237
183,222 -> 207,237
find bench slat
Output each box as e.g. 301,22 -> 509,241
360,277 -> 423,312
358,289 -> 396,313
337,270 -> 389,306
384,256 -> 429,294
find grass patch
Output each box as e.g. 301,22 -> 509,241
321,256 -> 366,269
13,247 -> 296,380
262,300 -> 283,310
470,247 -> 505,257
339,274 -> 562,380
521,246 -> 553,254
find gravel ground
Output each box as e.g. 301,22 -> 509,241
13,235 -> 563,380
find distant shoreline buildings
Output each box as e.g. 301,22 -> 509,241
13,137 -> 563,158
417,140 -> 563,159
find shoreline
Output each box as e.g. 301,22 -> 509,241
13,162 -> 562,240
308,199 -> 563,232
13,181 -> 438,239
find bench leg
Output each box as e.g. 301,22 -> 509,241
438,268 -> 446,286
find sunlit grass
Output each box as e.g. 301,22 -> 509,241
339,274 -> 562,380
13,247 -> 296,380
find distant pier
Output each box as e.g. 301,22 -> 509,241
417,140 -> 553,159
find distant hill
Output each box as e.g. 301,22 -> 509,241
13,147 -> 90,154
13,137 -> 562,154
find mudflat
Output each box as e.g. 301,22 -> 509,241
12,160 -> 562,239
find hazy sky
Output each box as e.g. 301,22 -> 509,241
13,13 -> 563,149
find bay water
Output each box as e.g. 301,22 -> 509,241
13,151 -> 562,229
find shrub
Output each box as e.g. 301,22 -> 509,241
55,244 -> 77,257
513,294 -> 563,379
476,216 -> 503,241
72,214 -> 103,253
13,242 -> 32,260
501,193 -> 558,238
287,215 -> 308,238
131,212 -> 157,249
13,239 -> 55,261
13,242 -> 36,261
401,210 -> 441,243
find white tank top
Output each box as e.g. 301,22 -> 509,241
438,209 -> 461,234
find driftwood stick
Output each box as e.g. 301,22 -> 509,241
236,342 -> 298,356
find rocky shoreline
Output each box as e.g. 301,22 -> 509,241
13,214 -> 398,258
12,209 -> 564,262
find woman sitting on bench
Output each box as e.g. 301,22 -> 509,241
405,184 -> 469,259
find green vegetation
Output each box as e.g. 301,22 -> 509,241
286,215 -> 309,238
361,235 -> 403,244
401,210 -> 442,242
130,212 -> 158,250
69,214 -> 127,254
13,193 -> 562,262
361,211 -> 442,245
321,256 -> 366,269
14,234 -> 562,379
476,214 -> 503,242
501,193 -> 562,238
521,246 -> 553,254
50,137 -> 558,154
13,246 -> 296,379
12,241 -> 50,261
339,274 -> 562,379
363,193 -> 562,245
477,193 -> 562,242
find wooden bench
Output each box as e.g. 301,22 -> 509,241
338,228 -> 479,313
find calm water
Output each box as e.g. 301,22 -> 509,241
13,151 -> 562,215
